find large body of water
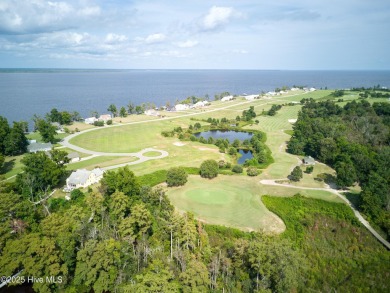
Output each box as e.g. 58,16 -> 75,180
1,69 -> 389,126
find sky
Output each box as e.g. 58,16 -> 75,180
0,0 -> 389,70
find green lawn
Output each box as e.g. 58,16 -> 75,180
66,156 -> 138,170
1,155 -> 24,179
167,175 -> 286,233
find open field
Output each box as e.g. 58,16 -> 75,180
66,156 -> 138,170
167,175 -> 286,233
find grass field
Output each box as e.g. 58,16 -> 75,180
168,175 -> 286,232
66,156 -> 138,170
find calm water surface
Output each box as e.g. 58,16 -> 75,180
1,69 -> 389,126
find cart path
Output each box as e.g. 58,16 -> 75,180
259,179 -> 390,250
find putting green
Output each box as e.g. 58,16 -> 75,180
168,175 -> 285,233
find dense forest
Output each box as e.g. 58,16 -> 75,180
1,159 -> 389,292
287,99 -> 390,239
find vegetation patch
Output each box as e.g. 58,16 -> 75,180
262,194 -> 390,292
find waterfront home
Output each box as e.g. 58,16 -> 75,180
221,95 -> 234,102
99,114 -> 112,122
145,109 -> 160,116
66,168 -> 104,190
193,101 -> 210,108
244,95 -> 258,101
175,104 -> 190,111
27,142 -> 53,153
84,117 -> 98,124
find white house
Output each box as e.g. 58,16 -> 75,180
85,117 -> 98,124
99,114 -> 112,122
145,109 -> 160,116
67,152 -> 80,163
221,95 -> 234,102
244,95 -> 258,101
310,87 -> 316,92
175,104 -> 190,111
193,101 -> 210,108
27,142 -> 53,153
66,168 -> 104,190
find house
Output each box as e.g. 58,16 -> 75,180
51,122 -> 64,133
221,95 -> 234,102
99,114 -> 112,122
309,87 -> 316,92
67,152 -> 80,163
193,101 -> 210,108
144,109 -> 160,116
175,104 -> 190,111
302,156 -> 316,165
66,168 -> 104,190
244,95 -> 258,101
27,142 -> 53,153
85,117 -> 98,124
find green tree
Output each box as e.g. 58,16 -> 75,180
133,259 -> 179,292
74,238 -> 122,293
166,167 -> 188,187
289,166 -> 303,182
60,111 -> 72,125
0,233 -> 68,293
107,104 -> 118,117
232,164 -> 243,173
16,152 -> 66,197
37,119 -> 57,143
0,154 -> 4,171
228,147 -> 237,156
335,160 -> 357,188
179,259 -> 210,292
120,203 -> 152,240
100,166 -> 140,197
4,122 -> 28,156
127,102 -> 135,114
109,190 -> 130,221
0,116 -> 10,154
200,159 -> 219,179
119,106 -> 127,117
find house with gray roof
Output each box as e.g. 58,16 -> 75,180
67,152 -> 80,163
66,168 -> 104,190
302,156 -> 316,165
27,142 -> 53,153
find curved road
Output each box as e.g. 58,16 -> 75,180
260,179 -> 390,250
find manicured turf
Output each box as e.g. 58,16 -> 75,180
66,156 -> 138,170
142,151 -> 162,157
167,175 -> 286,233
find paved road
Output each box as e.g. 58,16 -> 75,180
260,179 -> 390,250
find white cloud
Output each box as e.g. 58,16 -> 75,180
176,40 -> 198,48
145,33 -> 166,44
105,33 -> 128,44
200,6 -> 238,31
0,0 -> 102,34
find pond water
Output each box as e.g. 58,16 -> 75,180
238,149 -> 254,164
194,130 -> 253,143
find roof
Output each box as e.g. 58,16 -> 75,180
67,152 -> 79,159
27,142 -> 53,152
92,168 -> 104,177
67,169 -> 90,185
303,156 -> 315,164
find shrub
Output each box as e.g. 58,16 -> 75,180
289,166 -> 303,182
305,166 -> 314,174
70,189 -> 84,201
200,160 -> 219,179
93,120 -> 104,127
247,167 -> 259,176
232,165 -> 243,173
228,147 -> 237,156
106,119 -> 113,125
166,167 -> 188,187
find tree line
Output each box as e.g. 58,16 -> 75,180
287,99 -> 390,238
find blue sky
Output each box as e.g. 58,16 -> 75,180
0,0 -> 389,69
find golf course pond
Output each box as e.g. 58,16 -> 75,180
194,130 -> 254,163
194,130 -> 253,142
